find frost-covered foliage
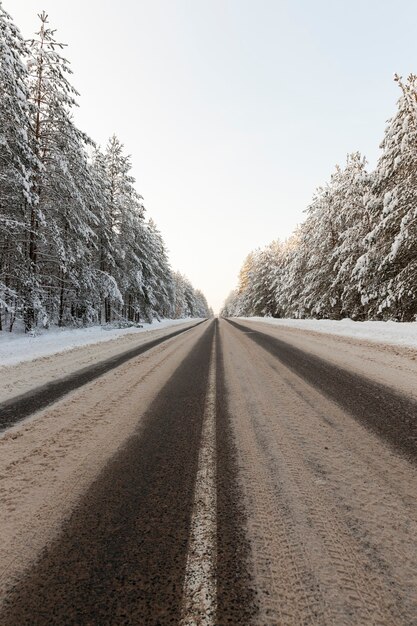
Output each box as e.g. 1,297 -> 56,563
0,8 -> 209,331
222,77 -> 417,321
172,272 -> 210,319
0,2 -> 39,331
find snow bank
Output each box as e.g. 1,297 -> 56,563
241,317 -> 417,350
0,319 -> 202,367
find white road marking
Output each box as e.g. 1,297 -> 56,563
180,337 -> 217,626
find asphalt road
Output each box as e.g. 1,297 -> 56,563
1,318 -> 417,625
227,318 -> 417,464
0,320 -> 206,432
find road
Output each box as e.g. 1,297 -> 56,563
0,318 -> 417,625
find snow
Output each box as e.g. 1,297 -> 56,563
0,319 -> 202,366
242,317 -> 417,350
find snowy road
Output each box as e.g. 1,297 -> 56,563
1,318 -> 417,624
0,320 -> 205,431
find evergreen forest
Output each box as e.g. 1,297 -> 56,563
222,75 -> 417,322
0,5 -> 209,332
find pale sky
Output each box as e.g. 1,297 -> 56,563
7,1 -> 417,312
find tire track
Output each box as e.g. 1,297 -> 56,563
0,319 -> 207,432
0,322 -> 214,625
227,318 -> 417,464
215,321 -> 259,624
220,319 -> 417,625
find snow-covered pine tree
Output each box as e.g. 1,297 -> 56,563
119,208 -> 146,323
91,140 -> 204,324
172,272 -> 188,318
251,241 -> 282,316
357,75 -> 417,320
329,153 -> 371,319
193,289 -> 210,317
88,147 -> 120,323
101,135 -> 144,322
220,289 -> 239,317
273,231 -> 304,318
226,156 -> 370,321
234,251 -> 257,316
142,220 -> 174,320
294,184 -> 338,319
182,275 -> 197,317
0,2 -> 38,331
26,12 -> 97,328
171,272 -> 208,318
296,156 -> 370,320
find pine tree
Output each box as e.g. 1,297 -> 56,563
144,220 -> 174,319
358,75 -> 417,320
330,153 -> 371,319
251,241 -> 282,316
0,2 -> 38,331
101,135 -> 143,322
172,272 -> 208,318
293,155 -> 370,320
89,147 -> 119,323
26,12 -> 97,328
274,229 -> 306,318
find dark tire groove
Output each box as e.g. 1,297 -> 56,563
215,320 -> 259,624
227,319 -> 417,464
0,319 -> 206,432
0,321 -> 214,626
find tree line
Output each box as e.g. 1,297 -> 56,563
0,5 -> 209,332
222,75 -> 417,322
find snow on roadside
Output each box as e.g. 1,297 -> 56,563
241,317 -> 417,350
0,319 -> 202,367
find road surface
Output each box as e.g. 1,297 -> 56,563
0,318 -> 416,625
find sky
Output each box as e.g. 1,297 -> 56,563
6,1 -> 417,312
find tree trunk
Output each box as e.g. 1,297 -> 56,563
58,278 -> 65,327
105,297 -> 111,323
